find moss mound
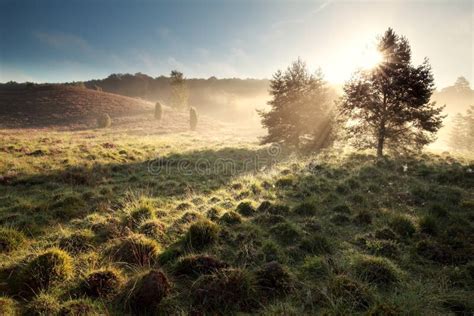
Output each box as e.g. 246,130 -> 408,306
256,261 -> 293,297
236,201 -> 256,216
0,227 -> 26,253
25,293 -> 60,316
19,248 -> 74,293
60,299 -> 100,316
82,268 -> 124,298
174,254 -> 228,278
184,220 -> 219,250
329,275 -> 373,311
126,270 -> 171,314
352,256 -> 401,287
0,296 -> 17,315
220,211 -> 242,225
59,230 -> 94,253
192,268 -> 257,313
389,215 -> 416,237
110,234 -> 160,265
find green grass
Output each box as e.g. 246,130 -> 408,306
0,127 -> 473,314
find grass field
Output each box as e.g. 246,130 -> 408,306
0,122 -> 473,315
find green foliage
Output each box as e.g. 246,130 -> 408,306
25,292 -> 61,316
0,296 -> 17,316
256,261 -> 293,297
269,221 -> 301,244
82,268 -> 124,298
184,220 -> 219,250
97,113 -> 111,128
138,219 -> 165,239
125,270 -> 171,314
389,215 -> 416,237
190,107 -> 198,131
173,254 -> 228,278
293,201 -> 317,216
60,298 -> 100,316
299,234 -> 333,255
220,211 -> 242,225
352,255 -> 402,287
329,275 -> 373,311
19,248 -> 74,293
366,239 -> 400,258
110,234 -> 160,265
170,70 -> 188,110
301,256 -> 331,279
0,227 -> 26,253
154,102 -> 163,120
448,105 -> 474,152
59,229 -> 94,253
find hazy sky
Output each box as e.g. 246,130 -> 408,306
1,0 -> 472,88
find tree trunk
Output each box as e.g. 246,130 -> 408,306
377,137 -> 384,158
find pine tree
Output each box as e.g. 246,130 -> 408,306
339,28 -> 445,157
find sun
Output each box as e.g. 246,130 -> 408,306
359,46 -> 384,69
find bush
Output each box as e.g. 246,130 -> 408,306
299,234 -> 333,255
82,268 -> 124,298
293,202 -> 317,216
97,113 -> 111,128
173,254 -> 228,278
0,227 -> 26,253
329,275 -> 373,311
190,107 -> 198,131
301,256 -> 331,279
110,234 -> 160,265
25,292 -> 61,316
19,248 -> 74,292
59,230 -> 94,253
126,270 -> 171,314
155,102 -> 163,120
220,211 -> 242,225
0,297 -> 16,315
191,268 -> 257,312
138,220 -> 165,240
352,256 -> 401,287
269,222 -> 301,245
60,299 -> 100,316
256,261 -> 293,297
389,215 -> 416,237
184,220 -> 219,250
236,201 -> 256,216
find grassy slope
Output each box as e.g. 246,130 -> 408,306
0,122 -> 473,315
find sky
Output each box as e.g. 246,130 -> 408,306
0,0 -> 472,88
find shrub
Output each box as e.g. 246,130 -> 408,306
236,201 -> 256,216
126,270 -> 171,314
352,256 -> 401,287
19,248 -> 74,292
59,230 -> 94,253
329,275 -> 373,311
220,211 -> 242,225
97,113 -> 111,128
60,299 -> 100,316
190,107 -> 198,131
82,268 -> 124,298
110,234 -> 160,265
269,222 -> 301,245
191,268 -> 257,312
0,227 -> 26,253
293,202 -> 317,216
173,254 -> 228,278
389,215 -> 416,237
154,102 -> 163,120
419,215 -> 438,236
25,292 -> 61,316
138,220 -> 165,240
299,235 -> 333,255
0,297 -> 16,315
184,220 -> 219,250
256,261 -> 293,297
301,256 -> 331,279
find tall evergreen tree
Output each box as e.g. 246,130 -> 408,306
339,28 -> 445,157
449,105 -> 474,152
259,59 -> 335,150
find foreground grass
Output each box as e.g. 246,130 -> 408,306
0,127 -> 473,315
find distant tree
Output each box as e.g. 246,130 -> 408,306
170,70 -> 189,110
190,107 -> 198,131
97,113 -> 112,128
454,76 -> 471,91
339,28 -> 445,157
449,105 -> 474,152
258,59 -> 335,150
155,102 -> 163,121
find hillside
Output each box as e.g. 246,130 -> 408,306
0,84 -> 153,129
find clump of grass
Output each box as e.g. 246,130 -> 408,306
82,268 -> 124,298
0,227 -> 26,253
25,292 -> 61,316
256,261 -> 293,298
259,240 -> 286,263
354,210 -> 373,225
206,207 -> 222,221
293,202 -> 317,216
59,229 -> 95,253
257,201 -> 272,212
191,268 -> 257,313
374,227 -> 397,240
329,275 -> 373,311
330,213 -> 351,225
418,215 -> 438,236
173,254 -> 228,278
301,256 -> 331,279
299,234 -> 333,255
236,201 -> 256,217
60,298 -> 100,316
415,239 -> 450,263
389,215 -> 416,237
97,113 -> 111,128
110,234 -> 160,265
0,296 -> 16,315
332,204 -> 352,214
184,220 -> 219,250
18,248 -> 74,293
269,221 -> 301,245
138,219 -> 165,239
352,255 -> 402,287
275,176 -> 293,188
266,203 -> 290,215
366,239 -> 400,258
124,205 -> 155,228
367,303 -> 401,316
125,270 -> 171,314
220,211 -> 242,225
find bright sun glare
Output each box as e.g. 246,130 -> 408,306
359,46 -> 384,69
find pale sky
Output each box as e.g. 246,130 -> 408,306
1,0 -> 473,88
